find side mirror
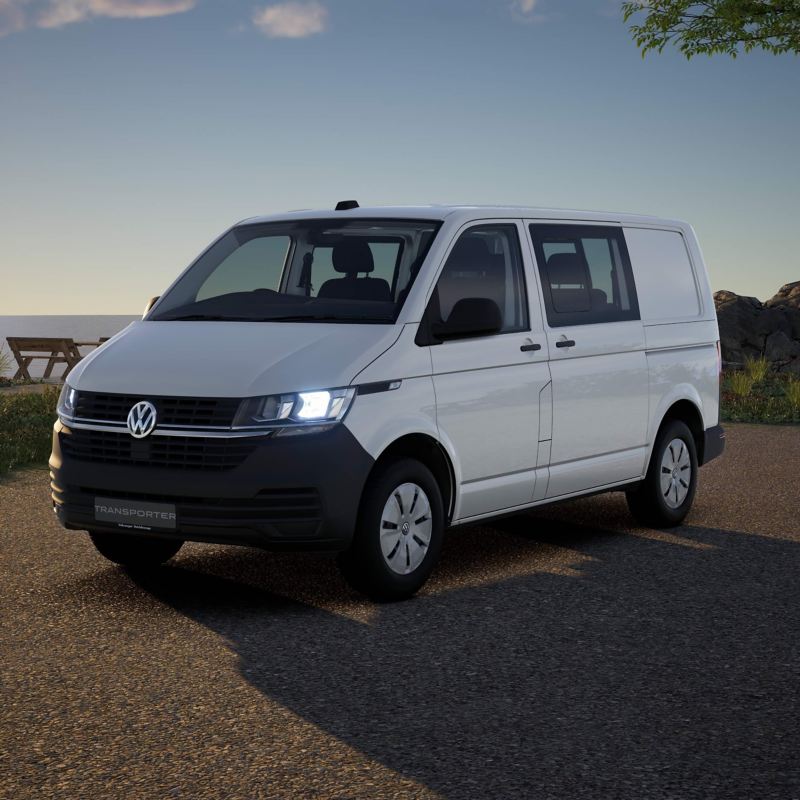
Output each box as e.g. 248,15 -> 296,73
431,297 -> 502,341
142,296 -> 160,318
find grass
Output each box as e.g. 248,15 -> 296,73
0,345 -> 13,379
728,371 -> 755,398
744,355 -> 771,383
0,388 -> 60,473
721,370 -> 800,424
787,377 -> 800,410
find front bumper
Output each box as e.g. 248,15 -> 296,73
50,420 -> 374,550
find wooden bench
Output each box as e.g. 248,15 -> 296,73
6,337 -> 107,381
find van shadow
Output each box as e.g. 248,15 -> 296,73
125,508 -> 800,799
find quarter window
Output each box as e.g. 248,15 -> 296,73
428,225 -> 529,336
529,225 -> 639,327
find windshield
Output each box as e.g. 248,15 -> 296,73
150,218 -> 441,323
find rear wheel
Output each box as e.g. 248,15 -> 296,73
626,419 -> 698,528
337,458 -> 444,602
90,532 -> 183,568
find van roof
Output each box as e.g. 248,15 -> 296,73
237,205 -> 690,230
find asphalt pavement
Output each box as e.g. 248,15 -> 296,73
2,423 -> 799,799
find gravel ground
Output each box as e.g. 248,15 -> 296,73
2,423 -> 799,800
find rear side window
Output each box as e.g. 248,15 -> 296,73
529,224 -> 640,327
623,227 -> 701,321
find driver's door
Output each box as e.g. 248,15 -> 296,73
421,222 -> 550,520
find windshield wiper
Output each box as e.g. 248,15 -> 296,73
261,314 -> 392,323
157,314 -> 257,322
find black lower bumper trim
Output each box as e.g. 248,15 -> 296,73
702,424 -> 725,465
50,421 -> 374,551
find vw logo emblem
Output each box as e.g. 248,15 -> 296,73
127,400 -> 157,438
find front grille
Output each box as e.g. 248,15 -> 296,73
74,392 -> 241,427
60,429 -> 260,471
68,486 -> 322,522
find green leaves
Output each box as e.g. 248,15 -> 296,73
622,0 -> 800,57
0,389 -> 59,473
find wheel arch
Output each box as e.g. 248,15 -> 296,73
657,398 -> 706,465
369,433 -> 457,524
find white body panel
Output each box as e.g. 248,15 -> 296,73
67,204 -> 721,528
538,319 -> 649,498
68,320 -> 401,397
429,335 -> 550,518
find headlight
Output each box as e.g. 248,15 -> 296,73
234,387 -> 356,433
57,383 -> 78,418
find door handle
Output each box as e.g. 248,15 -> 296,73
555,339 -> 576,348
520,342 -> 541,352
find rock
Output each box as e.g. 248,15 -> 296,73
764,282 -> 800,338
784,360 -> 800,375
714,284 -> 800,372
714,290 -> 761,309
764,330 -> 800,362
765,281 -> 800,310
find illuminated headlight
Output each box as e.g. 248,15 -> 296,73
234,387 -> 356,432
57,383 -> 78,418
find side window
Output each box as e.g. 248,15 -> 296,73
529,224 -> 639,327
197,235 -> 289,301
430,224 -> 529,335
623,228 -> 700,321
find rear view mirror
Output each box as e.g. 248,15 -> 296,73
431,297 -> 502,341
143,296 -> 160,318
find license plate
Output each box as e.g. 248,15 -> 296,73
94,497 -> 177,530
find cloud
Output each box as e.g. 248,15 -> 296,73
252,1 -> 327,38
0,0 -> 194,35
0,0 -> 29,35
511,0 -> 547,23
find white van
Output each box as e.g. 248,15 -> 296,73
51,203 -> 725,600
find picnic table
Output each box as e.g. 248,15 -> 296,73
6,337 -> 108,381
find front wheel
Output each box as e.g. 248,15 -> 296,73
626,419 -> 698,528
337,458 -> 445,602
90,532 -> 183,569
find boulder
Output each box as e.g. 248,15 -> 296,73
765,282 -> 800,339
714,284 -> 800,372
765,281 -> 800,310
764,330 -> 800,362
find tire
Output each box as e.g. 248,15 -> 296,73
337,458 -> 445,602
90,532 -> 183,569
626,419 -> 698,528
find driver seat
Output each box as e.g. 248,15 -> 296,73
317,240 -> 391,302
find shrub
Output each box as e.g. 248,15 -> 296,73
0,388 -> 59,473
786,376 -> 800,410
728,371 -> 755,398
0,346 -> 12,378
744,355 -> 770,383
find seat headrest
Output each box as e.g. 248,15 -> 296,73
546,252 -> 587,286
331,240 -> 374,274
446,236 -> 492,272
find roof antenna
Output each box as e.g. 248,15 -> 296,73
335,200 -> 359,211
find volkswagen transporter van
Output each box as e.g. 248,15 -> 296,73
51,203 -> 725,600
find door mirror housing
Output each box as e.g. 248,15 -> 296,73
431,297 -> 502,341
143,296 -> 160,318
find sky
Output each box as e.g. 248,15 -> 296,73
0,0 -> 798,314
